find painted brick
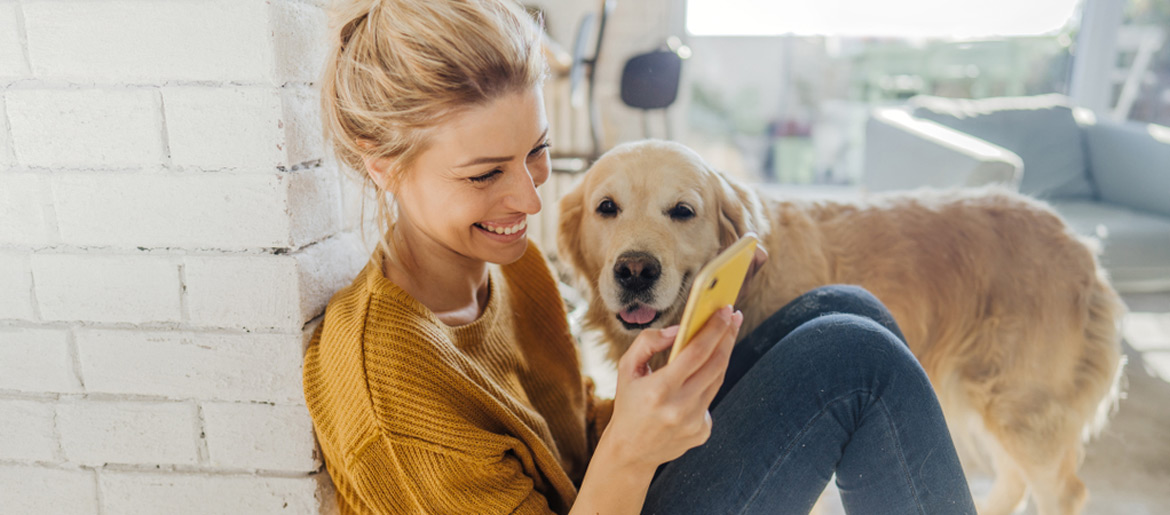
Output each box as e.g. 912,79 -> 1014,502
183,254 -> 301,331
0,172 -> 51,246
0,327 -> 81,393
294,232 -> 368,322
0,400 -> 58,462
0,2 -> 29,81
202,402 -> 319,472
0,466 -> 97,515
164,87 -> 285,170
282,85 -> 326,167
0,95 -> 14,167
51,172 -> 291,250
32,254 -> 180,324
76,329 -> 304,403
0,252 -> 34,320
5,88 -> 164,168
271,1 -> 329,84
287,166 -> 343,247
57,400 -> 198,467
101,471 -> 328,515
23,0 -> 272,84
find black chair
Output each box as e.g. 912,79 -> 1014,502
620,48 -> 683,139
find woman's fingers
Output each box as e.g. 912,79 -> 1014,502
679,311 -> 741,401
618,325 -> 680,380
661,306 -> 735,381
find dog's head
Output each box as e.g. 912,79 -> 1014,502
557,140 -> 764,351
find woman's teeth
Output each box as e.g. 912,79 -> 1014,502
476,219 -> 526,235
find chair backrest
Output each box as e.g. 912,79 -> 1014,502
619,50 -> 682,110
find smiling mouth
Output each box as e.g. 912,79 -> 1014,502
473,219 -> 527,235
617,303 -> 661,330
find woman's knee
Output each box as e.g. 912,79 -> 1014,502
782,313 -> 923,382
784,285 -> 906,344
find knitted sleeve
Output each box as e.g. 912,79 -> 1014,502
347,434 -> 558,515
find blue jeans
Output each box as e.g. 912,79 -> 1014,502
642,285 -> 976,514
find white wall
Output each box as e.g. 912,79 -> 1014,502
0,1 -> 369,513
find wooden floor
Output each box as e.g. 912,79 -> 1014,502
577,292 -> 1170,514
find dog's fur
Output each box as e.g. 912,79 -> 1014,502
556,140 -> 1125,515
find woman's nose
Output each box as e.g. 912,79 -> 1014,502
506,166 -> 543,215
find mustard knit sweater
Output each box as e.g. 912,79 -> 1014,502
303,241 -> 612,514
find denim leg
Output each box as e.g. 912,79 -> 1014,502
713,284 -> 907,410
642,293 -> 975,514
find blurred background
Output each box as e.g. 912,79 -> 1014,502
1,0 -> 1166,513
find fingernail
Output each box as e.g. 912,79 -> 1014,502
661,325 -> 680,337
718,306 -> 732,321
733,310 -> 743,325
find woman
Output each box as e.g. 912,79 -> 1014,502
303,0 -> 977,513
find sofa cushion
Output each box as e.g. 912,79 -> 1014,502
911,94 -> 1096,200
1082,121 -> 1170,219
1050,199 -> 1170,292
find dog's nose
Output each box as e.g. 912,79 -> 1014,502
613,252 -> 661,293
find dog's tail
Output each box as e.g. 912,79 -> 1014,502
1078,268 -> 1127,443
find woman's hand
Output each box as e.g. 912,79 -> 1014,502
599,305 -> 744,474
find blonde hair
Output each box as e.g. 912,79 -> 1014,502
321,0 -> 546,264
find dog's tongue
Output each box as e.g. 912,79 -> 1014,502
620,305 -> 658,325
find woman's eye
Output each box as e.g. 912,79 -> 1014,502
528,141 -> 551,158
669,203 -> 695,221
470,170 -> 502,183
597,198 -> 619,216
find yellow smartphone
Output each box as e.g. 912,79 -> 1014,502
666,234 -> 759,364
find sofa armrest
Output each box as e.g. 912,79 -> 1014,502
1083,118 -> 1170,218
863,108 -> 1023,192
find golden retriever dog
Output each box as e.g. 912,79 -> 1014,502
556,140 -> 1125,515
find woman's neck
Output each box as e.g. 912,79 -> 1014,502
382,225 -> 490,326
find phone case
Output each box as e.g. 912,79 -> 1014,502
667,235 -> 759,363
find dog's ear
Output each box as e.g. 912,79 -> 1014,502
556,181 -> 589,278
714,171 -> 766,248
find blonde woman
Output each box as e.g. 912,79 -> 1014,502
302,0 -> 976,513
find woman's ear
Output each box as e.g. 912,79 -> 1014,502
556,183 -> 588,278
358,139 -> 396,192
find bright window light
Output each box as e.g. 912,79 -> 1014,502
687,0 -> 1081,38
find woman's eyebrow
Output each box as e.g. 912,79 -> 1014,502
453,128 -> 549,168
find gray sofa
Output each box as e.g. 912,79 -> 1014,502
865,94 -> 1170,292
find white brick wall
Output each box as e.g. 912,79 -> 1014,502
23,0 -> 272,84
0,252 -> 34,320
0,466 -> 99,515
0,95 -> 15,168
101,472 -> 330,515
0,1 -> 358,512
0,172 -> 52,246
57,400 -> 201,467
0,2 -> 29,82
0,400 -> 58,462
202,402 -> 320,471
6,88 -> 166,168
76,329 -> 307,403
32,254 -> 183,324
0,327 -> 81,393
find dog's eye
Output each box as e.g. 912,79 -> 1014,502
668,203 -> 695,221
597,198 -> 619,217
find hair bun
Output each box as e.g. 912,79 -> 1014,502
328,0 -> 384,48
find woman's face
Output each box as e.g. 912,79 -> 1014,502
393,87 -> 551,266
